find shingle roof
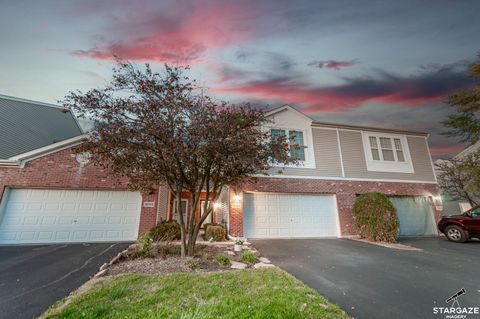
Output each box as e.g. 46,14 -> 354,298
0,94 -> 83,159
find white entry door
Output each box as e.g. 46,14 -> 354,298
0,189 -> 142,244
243,193 -> 339,238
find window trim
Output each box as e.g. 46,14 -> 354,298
266,126 -> 316,169
361,131 -> 414,173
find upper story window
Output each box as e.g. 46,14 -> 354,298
271,129 -> 306,161
368,136 -> 405,163
362,132 -> 414,173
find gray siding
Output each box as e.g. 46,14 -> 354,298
0,96 -> 83,158
270,128 -> 343,177
339,130 -> 436,182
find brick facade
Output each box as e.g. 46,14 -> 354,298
228,177 -> 441,237
0,147 -> 158,236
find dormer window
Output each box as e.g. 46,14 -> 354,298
271,129 -> 305,161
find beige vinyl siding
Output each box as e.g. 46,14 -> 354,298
338,130 -> 436,182
269,128 -> 343,177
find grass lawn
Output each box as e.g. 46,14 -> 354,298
42,268 -> 349,319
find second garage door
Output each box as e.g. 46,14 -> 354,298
0,189 -> 142,245
243,193 -> 339,238
389,196 -> 437,236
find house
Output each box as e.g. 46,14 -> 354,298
435,141 -> 480,214
0,97 -> 440,245
158,105 -> 441,239
0,95 -> 158,244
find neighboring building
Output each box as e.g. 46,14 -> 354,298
0,95 -> 158,245
435,141 -> 480,215
0,98 -> 441,245
159,106 -> 441,239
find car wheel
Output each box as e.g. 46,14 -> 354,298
445,225 -> 467,243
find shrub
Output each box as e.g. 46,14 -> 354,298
241,251 -> 257,264
204,225 -> 226,242
187,260 -> 202,270
137,233 -> 153,258
352,192 -> 399,242
158,245 -> 181,256
149,220 -> 181,242
215,255 -> 231,266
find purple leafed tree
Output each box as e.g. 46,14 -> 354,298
63,61 -> 297,256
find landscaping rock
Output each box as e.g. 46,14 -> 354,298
253,262 -> 275,269
226,251 -> 236,256
230,261 -> 247,269
259,257 -> 271,264
94,269 -> 108,278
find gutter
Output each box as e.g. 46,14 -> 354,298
0,160 -> 20,167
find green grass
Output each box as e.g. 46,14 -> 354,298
42,268 -> 349,319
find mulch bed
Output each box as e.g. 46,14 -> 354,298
105,243 -> 261,276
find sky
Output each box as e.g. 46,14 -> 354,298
0,0 -> 479,159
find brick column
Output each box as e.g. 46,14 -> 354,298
228,189 -> 243,237
138,190 -> 159,235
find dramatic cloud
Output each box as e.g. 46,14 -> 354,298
70,2 -> 258,64
308,60 -> 357,70
217,62 -> 474,112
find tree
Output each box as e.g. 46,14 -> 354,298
444,56 -> 480,143
63,62 -> 295,257
435,153 -> 480,206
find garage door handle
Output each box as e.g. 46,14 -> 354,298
73,220 -> 77,223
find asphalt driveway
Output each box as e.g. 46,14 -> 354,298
252,238 -> 480,319
0,243 -> 130,319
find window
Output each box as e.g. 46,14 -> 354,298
363,132 -> 414,173
270,129 -> 305,161
173,199 -> 187,222
369,136 -> 405,163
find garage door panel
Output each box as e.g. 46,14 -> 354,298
243,193 -> 339,238
0,189 -> 142,244
389,196 -> 437,236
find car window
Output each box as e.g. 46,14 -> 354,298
470,208 -> 480,218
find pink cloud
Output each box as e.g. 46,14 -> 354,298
71,2 -> 256,64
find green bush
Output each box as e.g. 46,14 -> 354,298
137,233 -> 153,258
149,221 -> 181,242
204,225 -> 226,242
215,255 -> 231,266
157,245 -> 181,256
352,192 -> 399,242
241,251 -> 257,264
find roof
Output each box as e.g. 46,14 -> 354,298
0,94 -> 83,159
454,140 -> 480,159
265,104 -> 429,137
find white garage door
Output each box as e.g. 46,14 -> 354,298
243,193 -> 339,238
0,189 -> 142,244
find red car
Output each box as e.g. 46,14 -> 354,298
438,205 -> 480,242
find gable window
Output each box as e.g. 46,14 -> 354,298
363,132 -> 414,173
271,129 -> 305,161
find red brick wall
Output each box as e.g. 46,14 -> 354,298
229,177 -> 440,237
0,147 -> 158,236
